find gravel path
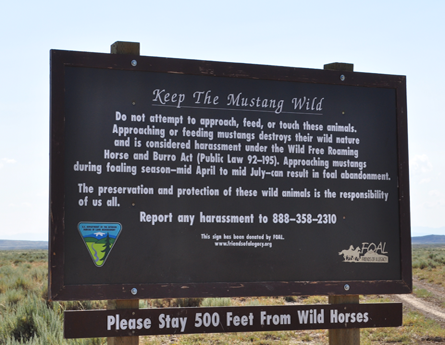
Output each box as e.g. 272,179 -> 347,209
393,277 -> 445,324
396,294 -> 445,322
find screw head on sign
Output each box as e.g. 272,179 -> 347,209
340,75 -> 345,81
344,284 -> 350,291
131,60 -> 137,67
131,288 -> 137,295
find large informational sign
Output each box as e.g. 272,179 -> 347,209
49,50 -> 411,301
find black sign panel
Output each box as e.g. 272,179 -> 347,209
64,303 -> 403,338
50,50 -> 411,300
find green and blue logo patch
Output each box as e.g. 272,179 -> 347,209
78,222 -> 122,267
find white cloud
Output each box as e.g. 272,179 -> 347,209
0,157 -> 17,169
422,190 -> 445,209
428,190 -> 442,197
423,200 -> 445,209
410,154 -> 433,174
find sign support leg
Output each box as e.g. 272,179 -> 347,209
106,40 -> 141,345
107,299 -> 140,345
323,61 -> 360,344
328,295 -> 360,345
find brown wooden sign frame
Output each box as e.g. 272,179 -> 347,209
50,49 -> 411,301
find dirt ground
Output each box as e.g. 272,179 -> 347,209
394,278 -> 445,324
389,277 -> 445,344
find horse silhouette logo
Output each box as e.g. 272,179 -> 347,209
339,242 -> 388,263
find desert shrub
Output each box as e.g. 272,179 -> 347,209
2,289 -> 25,305
201,298 -> 231,307
0,265 -> 14,277
139,300 -> 149,309
414,288 -> 433,299
40,284 -> 49,302
417,260 -> 428,269
146,298 -> 204,308
246,299 -> 260,306
146,299 -> 171,308
174,298 -> 203,307
54,300 -> 107,312
13,258 -> 25,265
30,266 -> 47,281
24,251 -> 48,263
14,276 -> 32,291
0,250 -> 103,345
1,296 -> 42,342
0,295 -> 105,345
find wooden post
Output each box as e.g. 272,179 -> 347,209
328,295 -> 360,345
108,42 -> 141,345
111,41 -> 140,55
324,62 -> 354,72
107,300 -> 140,345
324,62 -> 359,345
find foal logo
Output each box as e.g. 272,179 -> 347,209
339,242 -> 389,263
78,222 -> 122,267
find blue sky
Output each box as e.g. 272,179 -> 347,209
1,0 -> 444,240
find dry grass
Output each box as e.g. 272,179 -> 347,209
412,244 -> 445,285
1,246 -> 445,344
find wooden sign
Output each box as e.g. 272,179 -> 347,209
50,50 -> 411,301
64,303 -> 402,338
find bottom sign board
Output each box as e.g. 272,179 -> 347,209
64,303 -> 402,338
